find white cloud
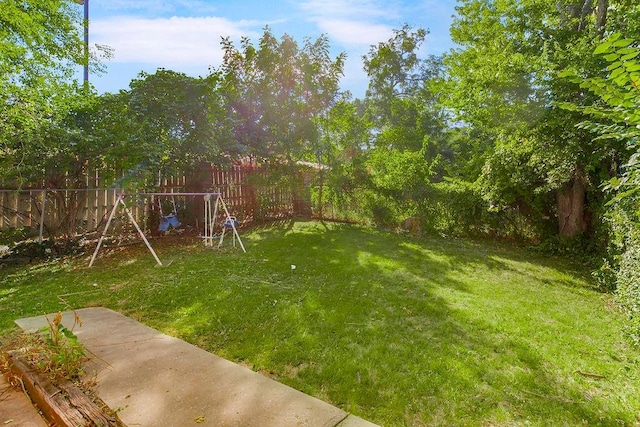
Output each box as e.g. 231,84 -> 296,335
299,0 -> 400,20
314,19 -> 393,48
92,16 -> 259,68
86,1 -> 458,96
298,0 -> 399,49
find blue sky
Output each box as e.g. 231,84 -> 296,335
80,0 -> 459,98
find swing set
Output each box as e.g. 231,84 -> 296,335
88,192 -> 245,267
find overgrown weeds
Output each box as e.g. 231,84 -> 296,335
1,311 -> 86,383
38,311 -> 86,380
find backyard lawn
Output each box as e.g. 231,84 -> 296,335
1,220 -> 638,426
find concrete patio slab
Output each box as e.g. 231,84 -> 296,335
15,307 -> 378,427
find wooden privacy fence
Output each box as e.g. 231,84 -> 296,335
0,165 -> 308,237
0,188 -> 123,235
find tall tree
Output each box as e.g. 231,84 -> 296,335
0,0 -> 112,189
125,69 -> 235,179
560,34 -> 640,341
318,99 -> 372,216
217,27 -> 346,216
218,27 -> 346,164
0,0 -> 86,186
363,24 -> 446,152
358,25 -> 449,225
442,0 -> 639,237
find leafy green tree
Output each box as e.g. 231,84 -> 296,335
0,0 -> 86,186
313,99 -> 372,217
442,0 -> 639,238
218,27 -> 345,164
358,25 -> 449,227
559,34 -> 640,341
0,0 -> 112,188
0,0 -> 117,235
0,0 -> 84,87
559,34 -> 640,167
218,27 -> 346,215
363,24 -> 446,152
124,69 -> 235,181
0,86 -> 129,238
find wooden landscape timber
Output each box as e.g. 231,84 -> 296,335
6,351 -> 121,427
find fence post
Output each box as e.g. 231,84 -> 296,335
38,191 -> 46,243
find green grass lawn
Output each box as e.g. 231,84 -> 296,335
1,220 -> 638,426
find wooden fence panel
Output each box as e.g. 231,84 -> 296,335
0,165 -> 308,235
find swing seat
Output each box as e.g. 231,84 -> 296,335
223,217 -> 239,229
158,214 -> 181,231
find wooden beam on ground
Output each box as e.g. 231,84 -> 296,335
6,351 -> 118,426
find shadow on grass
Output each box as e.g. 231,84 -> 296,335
155,222 -> 633,425
1,221 -> 636,426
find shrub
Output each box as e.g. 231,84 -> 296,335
616,244 -> 640,345
38,311 -> 86,380
420,179 -> 484,236
605,197 -> 640,344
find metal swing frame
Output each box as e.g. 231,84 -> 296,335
88,192 -> 245,268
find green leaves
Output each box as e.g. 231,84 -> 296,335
558,34 -> 640,167
560,33 -> 640,126
594,41 -> 612,55
0,0 -> 101,187
219,28 -> 345,163
440,0 -> 640,237
123,69 -> 231,178
591,34 -> 640,94
362,24 -> 446,152
367,145 -> 432,194
37,311 -> 86,380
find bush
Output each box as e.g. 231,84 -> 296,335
605,198 -> 640,345
420,179 -> 484,236
616,244 -> 640,345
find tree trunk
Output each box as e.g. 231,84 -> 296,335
554,0 -> 606,237
557,169 -> 588,236
560,0 -> 608,32
596,0 -> 608,34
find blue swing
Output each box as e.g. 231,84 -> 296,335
223,217 -> 239,229
158,196 -> 182,232
158,213 -> 181,231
